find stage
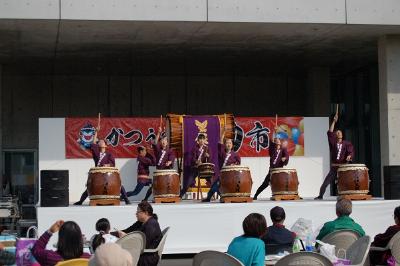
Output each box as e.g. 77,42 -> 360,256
37,198 -> 400,254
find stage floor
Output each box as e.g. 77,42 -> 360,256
37,197 -> 399,254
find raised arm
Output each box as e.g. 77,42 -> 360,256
329,114 -> 338,132
155,127 -> 162,144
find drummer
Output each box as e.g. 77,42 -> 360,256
126,146 -> 156,201
152,127 -> 175,170
180,133 -> 211,198
74,130 -> 131,205
253,127 -> 289,200
202,134 -> 241,202
315,113 -> 354,200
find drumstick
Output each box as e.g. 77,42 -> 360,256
275,114 -> 278,129
224,113 -> 227,138
335,104 -> 339,116
98,113 -> 101,130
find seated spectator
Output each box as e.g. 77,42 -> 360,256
0,243 -> 15,266
32,220 -> 90,266
89,243 -> 133,266
369,206 -> 400,265
227,213 -> 267,266
262,206 -> 295,254
112,201 -> 162,266
91,218 -> 118,252
316,198 -> 365,241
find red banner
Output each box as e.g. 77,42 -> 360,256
235,117 -> 304,157
65,117 -> 304,158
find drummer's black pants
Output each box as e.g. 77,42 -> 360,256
318,166 -> 338,198
253,170 -> 271,199
180,169 -> 199,197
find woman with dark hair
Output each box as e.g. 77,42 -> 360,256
32,220 -> 90,266
227,213 -> 267,266
91,218 -> 118,252
113,201 -> 162,266
369,206 -> 400,265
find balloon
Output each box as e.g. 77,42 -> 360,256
298,133 -> 304,146
299,119 -> 304,133
285,139 -> 296,154
294,144 -> 304,156
291,127 -> 301,144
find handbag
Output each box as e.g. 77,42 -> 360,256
15,226 -> 39,266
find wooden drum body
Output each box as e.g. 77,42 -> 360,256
220,166 -> 252,198
337,164 -> 370,196
198,163 -> 215,178
270,168 -> 299,196
153,169 -> 180,199
87,167 -> 121,202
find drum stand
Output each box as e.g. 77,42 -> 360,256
220,196 -> 253,203
270,194 -> 301,201
339,194 -> 372,200
89,199 -> 120,206
154,197 -> 181,204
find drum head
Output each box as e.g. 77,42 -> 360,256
221,165 -> 249,172
337,164 -> 368,172
153,169 -> 178,176
89,167 -> 119,173
270,168 -> 297,174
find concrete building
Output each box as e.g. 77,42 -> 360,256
1,0 -> 400,209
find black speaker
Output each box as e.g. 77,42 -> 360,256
40,170 -> 69,207
40,170 -> 69,190
384,165 -> 400,199
40,189 -> 69,207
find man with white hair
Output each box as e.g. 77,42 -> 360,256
316,198 -> 365,240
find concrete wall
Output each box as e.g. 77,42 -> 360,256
2,0 -> 400,25
2,70 -> 319,150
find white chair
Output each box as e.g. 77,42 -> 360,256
370,231 -> 400,266
275,252 -> 333,266
321,230 -> 360,256
192,250 -> 244,266
143,227 -> 170,265
346,235 -> 371,266
116,231 -> 146,266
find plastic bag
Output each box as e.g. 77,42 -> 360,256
316,240 -> 337,262
290,218 -> 313,240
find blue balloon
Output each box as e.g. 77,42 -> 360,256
291,127 -> 301,144
276,132 -> 289,140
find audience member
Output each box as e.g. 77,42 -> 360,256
91,218 -> 118,252
32,220 -> 90,266
369,206 -> 400,265
262,206 -> 295,254
89,243 -> 133,266
316,198 -> 365,240
112,201 -> 162,266
227,213 -> 267,266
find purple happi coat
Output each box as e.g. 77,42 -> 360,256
152,143 -> 175,170
327,131 -> 354,164
90,143 -> 115,167
269,142 -> 289,169
218,143 -> 241,169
